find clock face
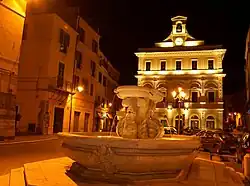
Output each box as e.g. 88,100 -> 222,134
175,37 -> 184,46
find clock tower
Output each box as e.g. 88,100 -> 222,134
155,16 -> 204,47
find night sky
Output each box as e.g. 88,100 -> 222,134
76,0 -> 249,95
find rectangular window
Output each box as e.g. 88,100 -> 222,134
176,60 -> 181,70
90,84 -> 94,96
57,62 -> 65,88
98,72 -> 102,83
191,92 -> 198,102
160,61 -> 166,70
208,92 -> 215,102
208,60 -> 214,69
75,51 -> 82,69
59,29 -> 70,54
78,27 -> 85,43
90,61 -> 96,77
103,76 -> 107,86
146,62 -> 151,71
92,40 -> 98,53
192,60 -> 197,70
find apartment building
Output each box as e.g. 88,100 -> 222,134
0,0 -> 27,138
135,16 -> 226,131
94,51 -> 120,132
16,8 -> 119,134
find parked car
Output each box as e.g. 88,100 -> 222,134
196,130 -> 206,137
200,131 -> 237,154
216,132 -> 237,154
200,131 -> 219,152
235,132 -> 250,163
164,126 -> 177,134
183,127 -> 201,135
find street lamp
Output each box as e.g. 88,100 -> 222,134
172,87 -> 186,134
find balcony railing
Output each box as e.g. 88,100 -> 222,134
48,76 -> 73,93
156,100 -> 223,109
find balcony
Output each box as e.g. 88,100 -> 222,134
155,100 -> 223,109
48,76 -> 73,93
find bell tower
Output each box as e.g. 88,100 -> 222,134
155,16 -> 204,47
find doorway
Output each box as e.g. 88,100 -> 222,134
73,111 -> 80,132
175,115 -> 183,133
53,107 -> 64,133
84,113 -> 90,132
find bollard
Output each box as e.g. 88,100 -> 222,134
243,153 -> 250,178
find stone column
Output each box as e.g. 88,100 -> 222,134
217,111 -> 223,129
201,111 -> 206,129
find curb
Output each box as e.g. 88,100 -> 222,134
0,137 -> 59,145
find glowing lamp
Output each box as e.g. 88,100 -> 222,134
172,91 -> 177,98
180,91 -> 186,98
77,86 -> 84,92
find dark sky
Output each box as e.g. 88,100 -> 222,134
76,0 -> 249,95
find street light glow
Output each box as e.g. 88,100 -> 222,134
180,91 -> 186,98
77,86 -> 84,92
172,91 -> 177,98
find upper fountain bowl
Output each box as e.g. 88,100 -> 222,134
114,85 -> 164,103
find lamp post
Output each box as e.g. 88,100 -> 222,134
172,87 -> 186,135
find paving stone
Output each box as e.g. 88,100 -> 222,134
10,167 -> 25,186
0,174 -> 10,186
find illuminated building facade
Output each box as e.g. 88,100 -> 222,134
16,9 -> 119,134
135,16 -> 226,130
0,0 -> 27,138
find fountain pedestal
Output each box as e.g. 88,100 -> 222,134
59,86 -> 201,184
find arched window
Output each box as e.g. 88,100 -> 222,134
190,115 -> 200,129
176,23 -> 182,33
143,83 -> 153,88
206,116 -> 215,129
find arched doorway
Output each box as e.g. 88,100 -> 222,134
206,116 -> 215,129
175,115 -> 183,133
190,115 -> 200,129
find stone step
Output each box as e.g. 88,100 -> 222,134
9,168 -> 25,186
24,157 -> 76,186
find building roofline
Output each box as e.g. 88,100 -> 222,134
137,45 -> 224,53
78,16 -> 100,38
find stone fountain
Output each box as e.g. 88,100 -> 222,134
58,86 -> 200,184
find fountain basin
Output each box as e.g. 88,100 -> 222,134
58,132 -> 200,182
